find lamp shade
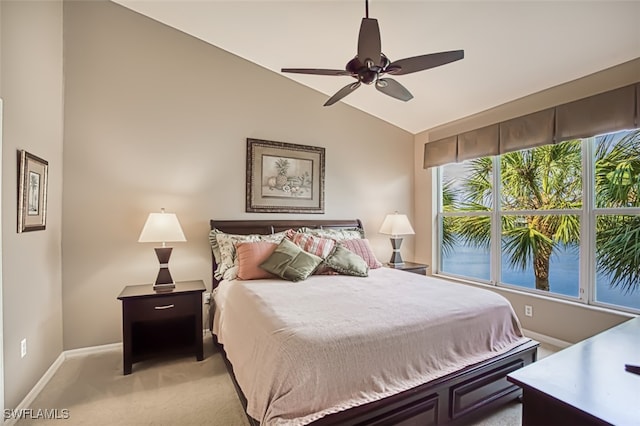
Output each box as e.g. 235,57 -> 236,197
138,209 -> 186,244
379,213 -> 415,237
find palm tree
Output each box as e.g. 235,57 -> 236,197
443,130 -> 640,291
503,142 -> 582,291
459,141 -> 583,291
446,129 -> 640,294
594,130 -> 640,293
441,181 -> 459,256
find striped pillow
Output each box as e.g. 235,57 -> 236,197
341,238 -> 383,269
289,231 -> 336,259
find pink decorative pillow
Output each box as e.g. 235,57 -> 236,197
236,241 -> 278,280
341,238 -> 383,269
288,232 -> 336,258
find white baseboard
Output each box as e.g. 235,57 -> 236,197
4,343 -> 122,425
523,328 -> 572,349
4,352 -> 66,426
64,342 -> 121,358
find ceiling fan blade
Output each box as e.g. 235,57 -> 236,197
281,68 -> 352,76
387,50 -> 464,75
375,78 -> 413,102
357,18 -> 381,66
324,82 -> 361,106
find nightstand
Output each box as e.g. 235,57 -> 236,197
117,280 -> 205,375
385,261 -> 429,275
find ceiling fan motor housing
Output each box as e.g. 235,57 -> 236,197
347,54 -> 392,85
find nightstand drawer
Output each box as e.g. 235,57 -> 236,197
125,294 -> 195,321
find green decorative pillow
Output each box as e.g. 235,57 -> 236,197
260,238 -> 323,282
324,244 -> 369,277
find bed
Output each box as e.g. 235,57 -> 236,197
209,219 -> 538,426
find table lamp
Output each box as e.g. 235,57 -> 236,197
138,208 -> 186,291
379,212 -> 415,266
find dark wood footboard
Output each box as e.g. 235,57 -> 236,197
215,338 -> 538,426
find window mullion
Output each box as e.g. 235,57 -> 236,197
582,137 -> 594,304
436,167 -> 443,275
441,211 -> 492,217
595,207 -> 640,215
491,155 -> 501,286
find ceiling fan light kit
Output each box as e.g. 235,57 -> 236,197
282,0 -> 464,106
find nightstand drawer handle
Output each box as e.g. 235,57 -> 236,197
154,304 -> 175,310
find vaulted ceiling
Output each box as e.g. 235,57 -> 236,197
112,0 -> 640,134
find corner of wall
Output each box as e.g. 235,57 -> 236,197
1,0 -> 64,410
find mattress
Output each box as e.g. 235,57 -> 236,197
213,267 -> 528,425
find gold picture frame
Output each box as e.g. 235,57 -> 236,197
246,138 -> 325,213
17,150 -> 48,232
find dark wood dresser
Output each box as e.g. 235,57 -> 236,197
117,280 -> 205,375
508,316 -> 640,425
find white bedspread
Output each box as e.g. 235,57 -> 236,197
213,268 -> 528,425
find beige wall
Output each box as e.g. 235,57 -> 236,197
62,1 -> 414,350
414,58 -> 640,343
0,1 -> 4,415
1,0 -> 64,410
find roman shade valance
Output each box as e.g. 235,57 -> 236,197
637,83 -> 640,124
556,84 -> 636,141
424,82 -> 639,169
500,108 -> 555,153
457,125 -> 499,162
423,136 -> 457,169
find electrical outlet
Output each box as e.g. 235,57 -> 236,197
203,292 -> 212,305
21,338 -> 27,358
524,305 -> 533,317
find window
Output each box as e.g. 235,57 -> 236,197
440,159 -> 491,282
438,129 -> 640,313
593,131 -> 640,309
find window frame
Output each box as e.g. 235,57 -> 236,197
436,133 -> 640,315
589,132 -> 640,311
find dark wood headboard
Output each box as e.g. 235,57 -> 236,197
209,219 -> 363,289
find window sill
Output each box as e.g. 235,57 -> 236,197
432,272 -> 639,319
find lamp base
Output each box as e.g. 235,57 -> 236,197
153,247 -> 175,292
388,237 -> 405,266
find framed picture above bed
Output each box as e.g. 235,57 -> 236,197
246,138 -> 325,213
17,150 -> 49,233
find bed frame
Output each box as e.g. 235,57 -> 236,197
209,219 -> 538,426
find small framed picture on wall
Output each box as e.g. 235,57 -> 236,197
17,150 -> 49,232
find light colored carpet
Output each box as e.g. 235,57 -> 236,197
17,336 -> 559,426
17,334 -> 248,426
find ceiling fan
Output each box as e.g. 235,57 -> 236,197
281,0 -> 464,106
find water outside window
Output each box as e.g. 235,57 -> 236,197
439,130 -> 640,312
